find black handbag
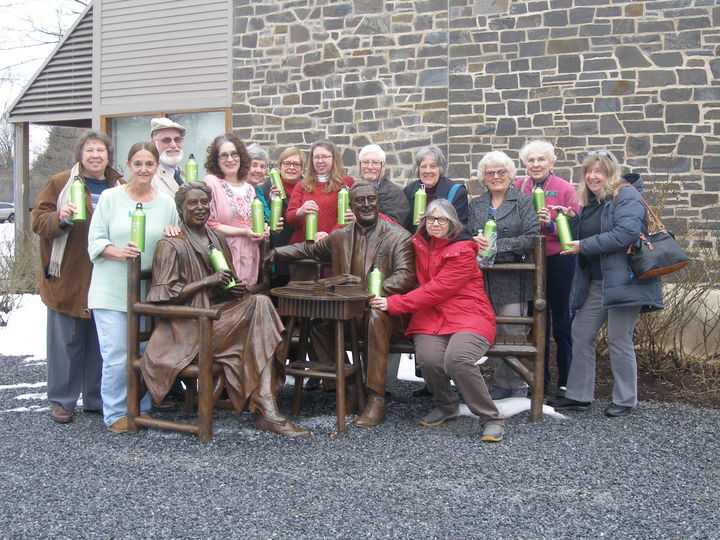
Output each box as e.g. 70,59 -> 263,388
614,184 -> 689,279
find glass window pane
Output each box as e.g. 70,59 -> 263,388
109,115 -> 152,178
107,110 -> 227,180
169,111 -> 226,179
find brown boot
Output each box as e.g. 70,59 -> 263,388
352,392 -> 385,428
253,411 -> 310,438
250,362 -> 286,425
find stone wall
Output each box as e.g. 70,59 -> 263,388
232,0 -> 720,251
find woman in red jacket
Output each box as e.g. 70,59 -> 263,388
285,139 -> 354,245
371,199 -> 505,442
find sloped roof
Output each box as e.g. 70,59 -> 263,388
6,3 -> 93,126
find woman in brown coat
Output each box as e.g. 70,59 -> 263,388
32,130 -> 123,424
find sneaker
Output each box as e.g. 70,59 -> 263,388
418,407 -> 459,427
489,386 -> 528,400
50,404 -> 72,424
557,386 -> 567,397
481,423 -> 505,442
604,403 -> 632,417
547,396 -> 591,411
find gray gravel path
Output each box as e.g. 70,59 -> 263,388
1,354 -> 718,539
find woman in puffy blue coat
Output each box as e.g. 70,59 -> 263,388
548,150 -> 663,417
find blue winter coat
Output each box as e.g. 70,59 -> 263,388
569,174 -> 664,313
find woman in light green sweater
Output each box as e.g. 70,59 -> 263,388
88,142 -> 178,433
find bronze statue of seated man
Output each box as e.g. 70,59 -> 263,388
141,181 -> 309,438
264,181 -> 416,427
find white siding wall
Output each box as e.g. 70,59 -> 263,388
98,0 -> 231,116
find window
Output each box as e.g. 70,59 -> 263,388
104,110 -> 228,179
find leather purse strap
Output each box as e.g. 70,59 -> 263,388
612,183 -> 666,235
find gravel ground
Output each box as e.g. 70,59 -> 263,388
1,354 -> 718,540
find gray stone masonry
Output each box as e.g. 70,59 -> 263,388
233,0 -> 720,253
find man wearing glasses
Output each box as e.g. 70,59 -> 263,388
358,144 -> 410,227
150,117 -> 187,197
264,181 -> 415,427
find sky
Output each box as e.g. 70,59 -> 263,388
1,0 -> 86,111
1,1 -> 88,156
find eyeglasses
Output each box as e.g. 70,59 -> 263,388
219,151 -> 240,161
484,169 -> 508,178
281,161 -> 302,169
154,137 -> 184,145
360,160 -> 383,168
426,216 -> 449,225
313,154 -> 333,161
588,150 -> 616,161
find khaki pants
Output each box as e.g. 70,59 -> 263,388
414,332 -> 503,426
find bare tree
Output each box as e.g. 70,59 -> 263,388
0,1 -> 88,74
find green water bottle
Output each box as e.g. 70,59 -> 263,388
251,197 -> 265,234
270,194 -> 282,232
70,176 -> 86,222
208,243 -> 236,290
305,211 -> 318,242
268,166 -> 286,199
130,203 -> 146,252
337,186 -> 349,225
185,154 -> 198,183
482,218 -> 497,257
556,210 -> 573,251
368,266 -> 383,298
532,185 -> 546,212
412,185 -> 427,225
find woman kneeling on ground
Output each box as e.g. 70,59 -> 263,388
370,199 -> 505,442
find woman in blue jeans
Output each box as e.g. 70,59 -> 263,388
88,142 -> 178,433
548,151 -> 663,417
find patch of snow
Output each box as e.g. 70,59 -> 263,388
0,381 -> 46,390
0,294 -> 47,361
15,392 -> 47,401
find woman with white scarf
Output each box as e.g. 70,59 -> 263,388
32,131 -> 124,425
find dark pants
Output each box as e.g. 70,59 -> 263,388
46,308 -> 103,412
544,253 -> 576,390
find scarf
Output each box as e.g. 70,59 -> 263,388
48,162 -> 82,278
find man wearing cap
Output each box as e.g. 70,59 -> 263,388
150,117 -> 187,197
358,144 -> 410,227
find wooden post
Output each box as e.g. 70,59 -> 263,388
126,258 -> 141,433
13,122 -> 30,256
530,236 -> 547,421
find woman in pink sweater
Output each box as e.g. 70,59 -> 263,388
515,139 -> 579,397
203,133 -> 268,286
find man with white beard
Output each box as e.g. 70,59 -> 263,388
150,118 -> 187,197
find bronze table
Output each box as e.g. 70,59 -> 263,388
271,285 -> 369,433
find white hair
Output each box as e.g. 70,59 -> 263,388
359,144 -> 386,163
519,140 -> 557,165
477,151 -> 517,181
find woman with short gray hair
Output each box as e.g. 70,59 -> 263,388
515,139 -> 579,397
245,143 -> 271,220
402,145 -> 468,231
371,198 -> 505,442
469,150 -> 539,400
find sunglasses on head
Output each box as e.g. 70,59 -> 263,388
587,150 -> 616,161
